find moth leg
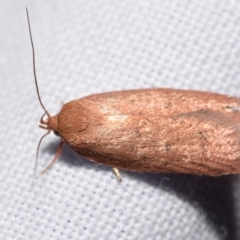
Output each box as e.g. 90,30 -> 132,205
41,141 -> 64,174
113,167 -> 122,181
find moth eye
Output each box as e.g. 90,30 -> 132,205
53,130 -> 60,136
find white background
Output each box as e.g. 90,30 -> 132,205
1,0 -> 240,239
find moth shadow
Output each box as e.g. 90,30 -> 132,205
42,141 -> 237,240
126,171 -> 238,240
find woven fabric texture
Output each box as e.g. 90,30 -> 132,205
1,1 -> 240,239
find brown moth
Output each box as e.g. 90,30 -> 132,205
27,8 -> 240,179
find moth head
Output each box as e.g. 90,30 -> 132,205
37,112 -> 61,157
39,112 -> 59,136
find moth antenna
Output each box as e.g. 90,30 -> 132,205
26,8 -> 51,185
26,7 -> 50,117
31,130 -> 50,186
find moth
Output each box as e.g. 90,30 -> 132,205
27,8 -> 240,180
